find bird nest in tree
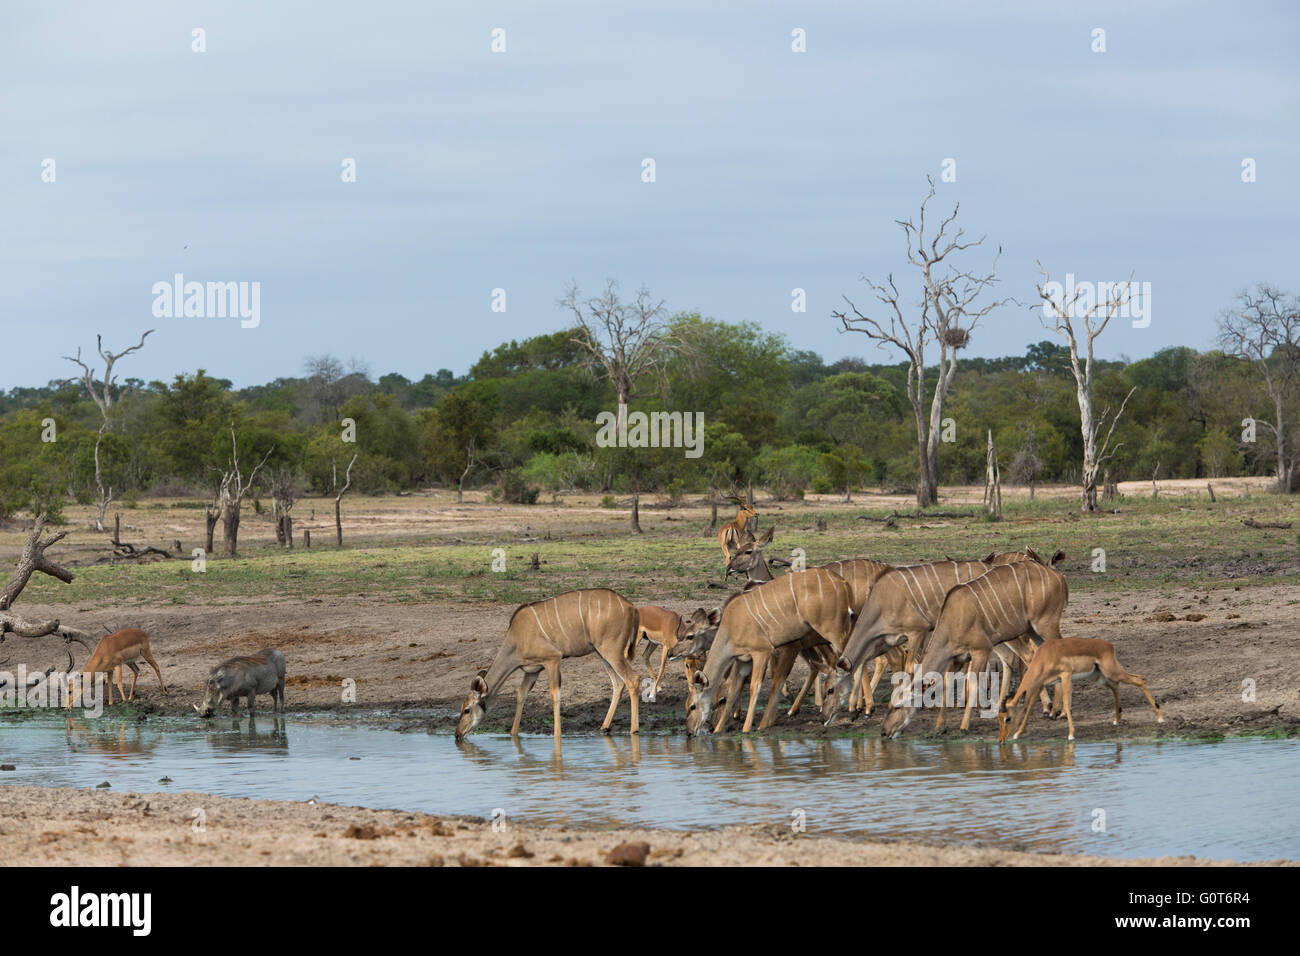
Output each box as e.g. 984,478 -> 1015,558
940,327 -> 971,349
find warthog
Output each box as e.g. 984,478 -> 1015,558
194,649 -> 286,717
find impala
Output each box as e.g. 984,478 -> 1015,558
998,637 -> 1163,741
66,628 -> 167,709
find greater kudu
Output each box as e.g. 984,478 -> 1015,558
455,588 -> 641,742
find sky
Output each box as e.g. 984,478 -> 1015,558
2,1 -> 1297,390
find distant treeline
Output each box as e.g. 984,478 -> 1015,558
0,313 -> 1277,518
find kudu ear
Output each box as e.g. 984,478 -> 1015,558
1025,547 -> 1041,563
884,633 -> 907,647
835,657 -> 851,674
982,552 -> 996,563
1050,549 -> 1066,566
707,608 -> 721,625
757,526 -> 774,546
470,675 -> 488,695
692,671 -> 710,690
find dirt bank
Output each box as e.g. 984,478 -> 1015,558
0,786 -> 1282,866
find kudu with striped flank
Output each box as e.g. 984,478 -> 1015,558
455,588 -> 641,742
997,636 -> 1163,741
820,551 -> 1051,725
724,533 -> 888,724
883,551 -> 1069,736
684,567 -> 853,734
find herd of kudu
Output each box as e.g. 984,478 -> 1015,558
455,497 -> 1165,744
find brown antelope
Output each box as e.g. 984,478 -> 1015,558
820,552 -> 1046,725
883,554 -> 1069,736
66,628 -> 167,708
455,588 -> 642,742
998,637 -> 1164,741
718,496 -> 757,572
724,534 -> 879,723
683,568 -> 853,734
634,604 -> 718,700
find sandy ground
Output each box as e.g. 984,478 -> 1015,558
0,785 -> 1281,866
11,579 -> 1297,740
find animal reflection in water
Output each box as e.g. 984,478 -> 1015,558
203,715 -> 290,753
452,734 -> 1075,778
64,719 -> 158,756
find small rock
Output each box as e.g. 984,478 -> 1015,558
507,843 -> 534,859
0,765 -> 15,772
605,841 -> 651,867
96,781 -> 111,789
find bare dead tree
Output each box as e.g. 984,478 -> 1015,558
203,481 -> 222,555
0,515 -> 92,672
834,178 -> 1007,507
1217,284 -> 1300,493
332,452 -> 358,546
561,280 -> 673,433
267,467 -> 299,548
1037,263 -> 1139,512
62,330 -> 153,531
457,440 -> 476,505
216,426 -> 272,558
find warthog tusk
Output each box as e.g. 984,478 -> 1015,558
192,704 -> 202,713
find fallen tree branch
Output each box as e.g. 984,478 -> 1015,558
1242,518 -> 1292,530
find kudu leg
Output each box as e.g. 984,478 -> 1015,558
761,649 -> 798,730
511,669 -> 540,736
740,652 -> 771,733
958,649 -> 991,732
543,661 -> 562,741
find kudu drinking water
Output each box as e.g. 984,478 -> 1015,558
455,588 -> 642,742
821,551 -> 1054,726
682,567 -> 853,734
882,551 -> 1069,736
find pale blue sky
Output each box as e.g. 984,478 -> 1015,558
2,1 -> 1296,388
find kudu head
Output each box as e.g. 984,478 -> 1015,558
727,526 -> 774,582
455,670 -> 490,741
685,670 -> 713,736
669,607 -> 721,663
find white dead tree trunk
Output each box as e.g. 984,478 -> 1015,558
1216,285 -> 1300,494
834,178 -> 1007,507
1037,263 -> 1138,512
62,330 -> 153,531
332,452 -> 358,546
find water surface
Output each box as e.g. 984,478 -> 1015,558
2,715 -> 1294,861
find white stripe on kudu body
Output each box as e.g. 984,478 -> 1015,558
888,559 -> 1069,735
686,569 -> 853,735
455,588 -> 641,743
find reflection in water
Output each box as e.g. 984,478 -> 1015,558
203,717 -> 290,754
1,716 -> 1294,861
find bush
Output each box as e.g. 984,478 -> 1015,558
600,494 -> 617,509
492,469 -> 540,504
